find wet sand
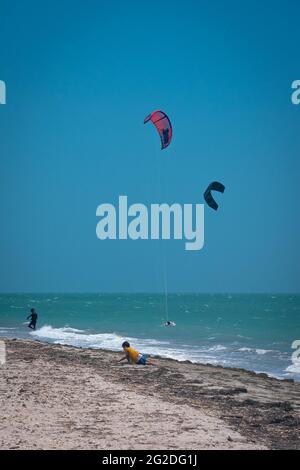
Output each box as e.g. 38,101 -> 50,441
0,338 -> 299,450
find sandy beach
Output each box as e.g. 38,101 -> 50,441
0,338 -> 299,450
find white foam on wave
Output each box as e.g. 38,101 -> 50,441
285,363 -> 300,375
30,325 -> 170,352
29,325 -> 226,364
207,344 -> 227,352
141,338 -> 170,346
30,325 -> 124,350
238,347 -> 273,355
60,326 -> 86,333
255,349 -> 273,355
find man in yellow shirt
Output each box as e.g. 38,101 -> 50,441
118,341 -> 154,365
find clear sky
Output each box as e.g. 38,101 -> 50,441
0,0 -> 299,293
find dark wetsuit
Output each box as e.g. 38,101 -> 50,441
27,313 -> 38,330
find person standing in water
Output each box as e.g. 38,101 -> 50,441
27,308 -> 38,330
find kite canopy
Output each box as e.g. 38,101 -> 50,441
144,110 -> 172,149
204,181 -> 225,211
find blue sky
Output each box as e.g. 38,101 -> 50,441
0,0 -> 299,292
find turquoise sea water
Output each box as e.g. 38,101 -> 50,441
0,293 -> 299,381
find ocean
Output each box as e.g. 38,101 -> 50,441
0,293 -> 299,381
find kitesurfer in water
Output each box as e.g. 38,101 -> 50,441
27,308 -> 38,330
164,321 -> 176,327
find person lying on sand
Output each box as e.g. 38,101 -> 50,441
117,341 -> 155,366
27,308 -> 38,330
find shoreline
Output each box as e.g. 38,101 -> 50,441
0,338 -> 299,449
5,330 -> 299,383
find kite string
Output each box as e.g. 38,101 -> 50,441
163,249 -> 169,322
156,148 -> 169,322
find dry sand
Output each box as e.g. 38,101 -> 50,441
0,338 -> 299,450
